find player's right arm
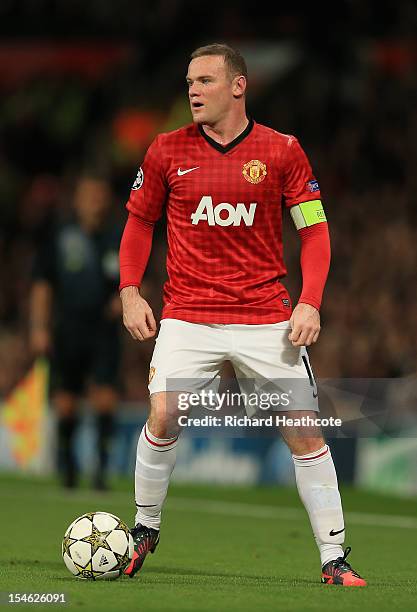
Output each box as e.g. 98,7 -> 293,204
119,136 -> 168,342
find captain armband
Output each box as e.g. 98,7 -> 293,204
290,199 -> 327,230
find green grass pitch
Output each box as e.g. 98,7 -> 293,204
0,474 -> 416,611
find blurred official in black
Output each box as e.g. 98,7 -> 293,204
29,175 -> 123,489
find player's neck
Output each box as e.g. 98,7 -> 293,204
201,113 -> 249,147
78,217 -> 103,234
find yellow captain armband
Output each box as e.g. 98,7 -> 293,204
290,199 -> 327,230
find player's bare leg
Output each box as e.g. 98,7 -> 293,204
280,410 -> 366,586
125,391 -> 184,577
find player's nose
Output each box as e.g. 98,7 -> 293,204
188,82 -> 201,97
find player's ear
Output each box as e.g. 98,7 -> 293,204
232,75 -> 246,99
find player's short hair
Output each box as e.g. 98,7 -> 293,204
190,43 -> 248,81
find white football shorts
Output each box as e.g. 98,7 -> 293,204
148,318 -> 318,414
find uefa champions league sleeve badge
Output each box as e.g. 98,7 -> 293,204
132,167 -> 144,190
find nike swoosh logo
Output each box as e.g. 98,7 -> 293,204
177,166 -> 199,176
329,528 -> 345,536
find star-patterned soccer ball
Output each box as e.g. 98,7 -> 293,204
62,512 -> 133,580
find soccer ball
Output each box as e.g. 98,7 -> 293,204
62,511 -> 133,580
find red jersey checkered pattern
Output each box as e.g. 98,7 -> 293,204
126,120 -> 321,324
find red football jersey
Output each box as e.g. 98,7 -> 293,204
126,119 -> 322,324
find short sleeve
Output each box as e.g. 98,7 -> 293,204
126,135 -> 169,223
282,136 -> 321,208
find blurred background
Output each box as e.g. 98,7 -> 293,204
0,1 -> 416,494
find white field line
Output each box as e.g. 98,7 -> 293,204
4,486 -> 417,529
166,497 -> 417,530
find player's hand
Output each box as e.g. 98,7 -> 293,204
120,286 -> 157,341
106,294 -> 123,319
288,303 -> 320,347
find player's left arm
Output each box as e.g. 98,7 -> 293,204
281,137 -> 331,347
290,215 -> 330,347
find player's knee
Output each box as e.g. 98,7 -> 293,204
148,392 -> 179,438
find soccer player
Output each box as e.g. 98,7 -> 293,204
119,43 -> 366,586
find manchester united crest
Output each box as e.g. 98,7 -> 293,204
242,160 -> 267,184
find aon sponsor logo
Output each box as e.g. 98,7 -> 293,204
191,196 -> 257,226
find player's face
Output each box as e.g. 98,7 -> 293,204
186,55 -> 239,125
74,178 -> 111,231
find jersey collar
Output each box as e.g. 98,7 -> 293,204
198,117 -> 254,154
